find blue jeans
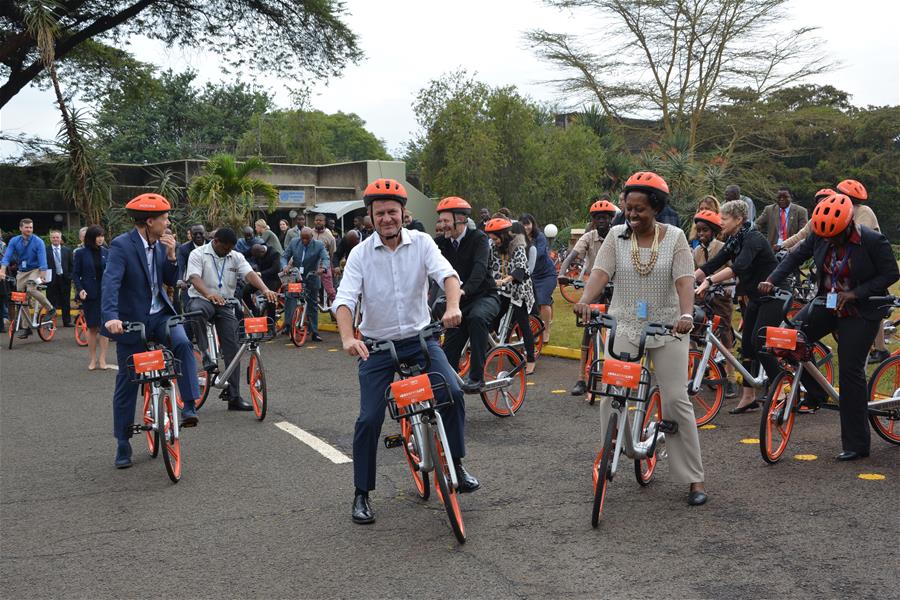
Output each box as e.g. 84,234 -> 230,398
112,311 -> 199,441
352,336 -> 466,492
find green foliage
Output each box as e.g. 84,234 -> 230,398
235,110 -> 391,164
187,154 -> 278,229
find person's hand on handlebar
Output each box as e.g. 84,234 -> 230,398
262,289 -> 278,304
105,319 -> 123,334
758,281 -> 775,295
836,290 -> 857,311
573,300 -> 592,323
205,292 -> 226,306
673,315 -> 693,335
343,336 -> 369,360
442,305 -> 462,329
695,278 -> 710,299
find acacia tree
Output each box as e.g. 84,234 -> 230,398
0,0 -> 361,107
527,0 -> 833,149
187,154 -> 278,229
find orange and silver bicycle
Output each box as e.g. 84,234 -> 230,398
6,278 -> 56,349
377,321 -> 467,543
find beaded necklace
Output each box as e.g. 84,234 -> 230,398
630,223 -> 660,276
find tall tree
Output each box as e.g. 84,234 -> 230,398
187,154 -> 278,228
0,0 -> 361,107
527,0 -> 833,149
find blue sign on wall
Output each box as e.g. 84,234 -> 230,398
279,190 -> 306,206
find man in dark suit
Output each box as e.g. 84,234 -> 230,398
46,230 -> 74,326
761,194 -> 899,461
433,196 -> 500,392
102,194 -> 201,469
246,243 -> 281,321
756,187 -> 808,250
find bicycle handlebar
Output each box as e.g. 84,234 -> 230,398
364,321 -> 445,376
121,311 -> 204,347
576,311 -> 676,362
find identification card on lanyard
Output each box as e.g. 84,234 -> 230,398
636,300 -> 649,320
214,255 -> 227,289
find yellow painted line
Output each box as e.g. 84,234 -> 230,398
541,345 -> 580,360
306,345 -> 318,350
319,323 -> 339,333
793,454 -> 817,461
526,382 -> 535,386
284,343 -> 293,347
699,424 -> 717,430
551,389 -> 566,394
740,438 -> 759,444
858,473 -> 886,481
328,348 -> 339,352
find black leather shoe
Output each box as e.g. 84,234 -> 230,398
311,334 -> 323,342
455,463 -> 481,493
17,329 -> 32,339
868,349 -> 890,364
836,450 -> 869,461
351,493 -> 375,524
570,380 -> 587,396
688,490 -> 708,506
228,397 -> 254,411
460,377 -> 484,394
728,401 -> 759,414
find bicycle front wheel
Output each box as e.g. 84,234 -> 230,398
592,413 -> 617,528
634,387 -> 662,486
687,349 -> 724,426
430,426 -> 466,543
248,353 -> 267,421
867,354 -> 900,445
142,385 -> 159,458
559,279 -> 581,304
37,307 -> 56,341
7,306 -> 16,349
74,313 -> 88,346
193,349 -> 211,409
760,372 -> 797,464
290,306 -> 308,347
480,346 -> 526,417
160,388 -> 182,483
400,414 -> 429,499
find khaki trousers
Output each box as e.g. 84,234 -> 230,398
598,333 -> 705,484
16,269 -> 53,312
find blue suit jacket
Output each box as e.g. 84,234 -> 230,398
101,229 -> 178,343
72,246 -> 108,300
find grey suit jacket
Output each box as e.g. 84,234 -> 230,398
755,203 -> 808,248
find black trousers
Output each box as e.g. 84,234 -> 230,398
796,304 -> 880,454
740,297 -> 783,388
188,297 -> 242,398
443,294 -> 500,382
496,297 -> 535,362
47,274 -> 72,325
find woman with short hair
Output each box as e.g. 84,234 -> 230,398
72,225 -> 110,370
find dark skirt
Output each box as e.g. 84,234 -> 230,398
531,270 -> 557,306
82,298 -> 102,328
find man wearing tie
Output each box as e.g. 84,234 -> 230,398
756,187 -> 808,250
46,230 -> 74,327
281,227 -> 329,342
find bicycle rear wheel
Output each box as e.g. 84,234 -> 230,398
760,372 -> 796,464
291,306 -> 308,347
592,413 -> 617,528
400,414 -> 429,499
688,349 -> 724,426
74,313 -> 88,346
142,385 -> 159,458
37,307 -> 56,341
193,349 -> 211,409
430,426 -> 466,543
634,387 -> 662,486
811,342 -> 834,386
248,353 -> 267,421
7,306 -> 17,349
480,346 -> 526,417
867,354 -> 900,445
559,279 -> 582,304
160,388 -> 182,483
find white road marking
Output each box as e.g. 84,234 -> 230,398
275,421 -> 352,464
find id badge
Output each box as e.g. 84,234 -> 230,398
297,266 -> 304,276
20,260 -> 26,269
826,292 -> 838,309
636,300 -> 649,320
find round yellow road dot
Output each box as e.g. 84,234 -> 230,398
858,473 -> 886,481
328,348 -> 339,352
284,343 -> 293,347
307,345 -> 318,349
740,438 -> 759,444
793,454 -> 818,461
551,389 -> 566,394
526,382 -> 535,386
699,424 -> 717,430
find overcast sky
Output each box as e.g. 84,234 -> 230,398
1,0 -> 897,160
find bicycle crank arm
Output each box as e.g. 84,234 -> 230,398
479,376 -> 512,392
867,396 -> 900,411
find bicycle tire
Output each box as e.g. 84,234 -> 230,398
559,280 -> 581,304
811,342 -> 834,387
759,372 -> 796,464
634,387 -> 662,486
248,353 -> 267,421
866,354 -> 900,445
7,306 -> 16,349
688,349 -> 724,426
400,413 -> 429,499
429,426 -> 466,543
479,345 -> 526,417
142,385 -> 159,458
74,313 -> 88,346
291,306 -> 308,347
37,307 -> 56,341
457,348 -> 471,377
193,349 -> 211,409
592,412 -> 617,528
160,388 -> 182,483
510,315 -> 545,358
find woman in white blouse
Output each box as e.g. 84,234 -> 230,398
574,172 -> 707,506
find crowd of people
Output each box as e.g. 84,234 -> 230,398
1,171 -> 896,522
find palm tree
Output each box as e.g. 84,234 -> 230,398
188,154 -> 279,228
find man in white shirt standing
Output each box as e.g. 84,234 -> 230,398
334,178 -> 479,525
186,228 -> 278,411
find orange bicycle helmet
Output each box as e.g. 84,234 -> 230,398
814,188 -> 835,201
836,179 -> 867,202
125,193 -> 171,220
363,178 -> 407,207
589,199 -> 617,215
436,196 -> 472,215
810,193 -> 854,238
484,217 -> 513,233
693,210 -> 722,231
623,171 -> 670,196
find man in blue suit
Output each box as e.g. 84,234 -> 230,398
281,227 -> 329,342
102,194 -> 200,469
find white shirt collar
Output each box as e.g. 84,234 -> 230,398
453,227 -> 467,244
372,228 -> 411,250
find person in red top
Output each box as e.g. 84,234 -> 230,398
760,194 -> 899,461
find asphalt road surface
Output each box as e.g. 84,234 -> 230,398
2,328 -> 897,599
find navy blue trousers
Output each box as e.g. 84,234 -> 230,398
353,336 -> 466,492
112,311 -> 199,442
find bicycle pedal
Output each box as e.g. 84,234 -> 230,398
128,424 -> 151,434
383,435 -> 403,449
657,420 -> 679,434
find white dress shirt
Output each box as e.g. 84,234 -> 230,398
139,232 -> 165,314
185,243 -> 253,299
333,228 -> 459,341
